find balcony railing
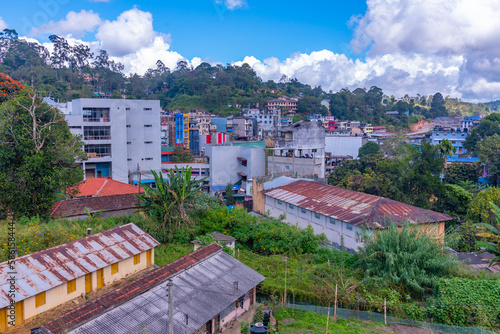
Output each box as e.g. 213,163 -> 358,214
84,135 -> 111,140
83,117 -> 110,122
86,152 -> 111,158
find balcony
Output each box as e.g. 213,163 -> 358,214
84,135 -> 111,140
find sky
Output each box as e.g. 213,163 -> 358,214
1,0 -> 500,102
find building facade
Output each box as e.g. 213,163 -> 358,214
63,99 -> 161,184
430,128 -> 469,154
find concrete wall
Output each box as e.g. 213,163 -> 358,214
6,249 -> 154,328
325,136 -> 366,159
252,178 -> 265,214
66,99 -> 161,184
267,156 -> 324,178
276,122 -> 325,149
264,196 -> 365,250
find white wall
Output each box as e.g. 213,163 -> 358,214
325,136 -> 364,159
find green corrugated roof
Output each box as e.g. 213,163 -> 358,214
232,141 -> 265,148
161,146 -> 175,152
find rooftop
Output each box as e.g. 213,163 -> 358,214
262,180 -> 452,228
0,223 -> 159,309
35,244 -> 265,334
68,178 -> 142,198
51,193 -> 140,218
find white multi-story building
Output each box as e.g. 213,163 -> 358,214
61,99 -> 161,184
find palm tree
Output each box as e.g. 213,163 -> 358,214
135,167 -> 206,233
476,202 -> 500,267
439,139 -> 456,158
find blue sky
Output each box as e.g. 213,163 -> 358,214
2,0 -> 500,101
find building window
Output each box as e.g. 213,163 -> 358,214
144,141 -> 153,144
82,107 -> 110,122
111,263 -> 119,275
314,212 -> 320,219
85,144 -> 111,158
127,142 -> 131,144
35,292 -> 46,308
144,125 -> 153,128
346,224 -> 353,230
435,133 -> 440,136
301,208 -> 306,213
144,108 -> 152,111
67,279 -> 76,294
289,204 -> 294,209
277,200 -> 282,205
127,158 -> 132,161
285,166 -> 290,171
329,217 -> 336,224
126,108 -> 130,111
69,126 -> 81,129
145,157 -> 153,161
84,126 -> 111,140
134,254 -> 141,265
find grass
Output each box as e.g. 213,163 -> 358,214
154,243 -> 194,266
273,307 -> 383,334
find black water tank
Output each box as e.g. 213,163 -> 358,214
263,309 -> 271,327
250,323 -> 268,334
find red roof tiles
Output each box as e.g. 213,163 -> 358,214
69,178 -> 142,197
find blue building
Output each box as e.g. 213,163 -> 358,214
189,127 -> 200,156
175,114 -> 183,145
460,115 -> 481,130
429,128 -> 469,154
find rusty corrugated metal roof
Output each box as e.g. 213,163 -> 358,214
0,223 -> 159,309
262,180 -> 452,228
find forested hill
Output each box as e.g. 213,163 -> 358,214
0,29 -> 492,124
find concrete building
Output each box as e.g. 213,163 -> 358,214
189,111 -> 212,135
267,121 -> 326,178
267,96 -> 298,113
325,135 -> 367,159
63,99 -> 161,184
461,115 -> 481,130
0,224 -> 159,332
253,178 -> 452,251
206,142 -> 266,194
33,243 -> 264,334
244,108 -> 279,136
430,128 -> 469,154
226,115 -> 255,140
434,116 -> 462,128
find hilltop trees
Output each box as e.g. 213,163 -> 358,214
0,87 -> 86,217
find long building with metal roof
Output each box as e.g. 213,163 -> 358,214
0,223 -> 159,332
261,179 -> 452,250
32,243 -> 265,334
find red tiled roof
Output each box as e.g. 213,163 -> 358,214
68,178 -> 142,197
262,180 -> 452,228
40,243 -> 223,334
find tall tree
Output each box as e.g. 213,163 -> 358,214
0,87 -> 86,217
478,133 -> 500,186
475,202 -> 500,267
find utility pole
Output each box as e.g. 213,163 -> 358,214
283,257 -> 288,306
167,279 -> 173,334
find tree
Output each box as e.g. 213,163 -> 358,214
438,139 -> 456,157
225,182 -> 235,205
172,146 -> 194,162
135,168 -> 206,235
440,184 -> 472,216
467,187 -> 500,224
428,92 -> 448,118
0,72 -> 24,103
0,88 -> 86,217
297,96 -> 323,114
475,202 -> 500,267
444,163 -> 480,185
478,133 -> 500,186
463,113 -> 500,154
359,222 -> 457,297
358,141 -> 383,161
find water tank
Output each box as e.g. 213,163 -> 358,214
263,309 -> 271,327
250,323 -> 268,334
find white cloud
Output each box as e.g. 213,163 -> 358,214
0,17 -> 7,30
30,10 -> 101,38
215,0 -> 246,10
96,8 -> 156,57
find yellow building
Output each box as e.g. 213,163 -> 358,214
0,223 -> 159,332
183,113 -> 190,149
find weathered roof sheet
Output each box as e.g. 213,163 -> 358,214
68,178 -> 142,197
52,193 -> 140,218
211,231 -> 236,242
262,180 -> 452,228
262,176 -> 312,191
36,244 -> 264,334
0,223 -> 159,309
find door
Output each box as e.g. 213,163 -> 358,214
15,300 -> 24,326
146,249 -> 152,266
85,273 -> 92,293
205,319 -> 212,333
97,269 -> 104,289
214,315 -> 220,333
85,168 -> 95,179
0,307 -> 7,332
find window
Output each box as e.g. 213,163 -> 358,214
127,158 -> 132,161
144,108 -> 152,111
289,204 -> 294,209
443,133 -> 448,136
35,292 -> 46,308
314,212 -> 320,219
67,279 -> 76,294
285,166 -> 290,171
82,107 -> 110,122
69,126 -> 81,129
84,126 -> 111,140
144,125 -> 153,128
277,200 -> 282,205
346,224 -> 353,230
127,142 -> 131,144
435,133 -> 440,136
126,125 -> 131,128
111,263 -> 119,275
301,208 -> 306,213
134,253 -> 141,265
330,217 -> 336,224
85,144 -> 111,158
145,157 -> 153,161
126,108 -> 130,111
144,141 -> 153,144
